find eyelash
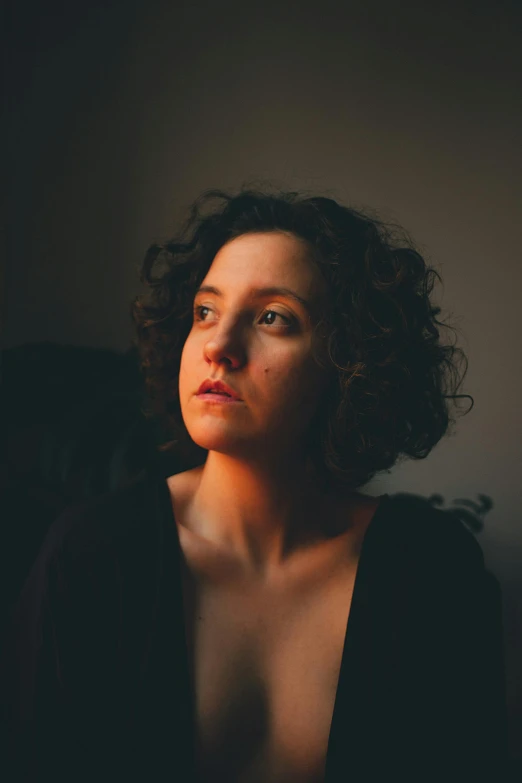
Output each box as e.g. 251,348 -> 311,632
193,305 -> 292,327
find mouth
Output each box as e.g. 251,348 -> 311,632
196,380 -> 242,400
196,391 -> 243,404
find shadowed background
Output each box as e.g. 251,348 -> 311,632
3,0 -> 521,769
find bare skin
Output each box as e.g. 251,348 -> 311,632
173,230 -> 385,781
177,231 -> 338,577
167,468 -> 384,783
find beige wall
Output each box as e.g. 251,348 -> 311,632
6,0 -> 522,760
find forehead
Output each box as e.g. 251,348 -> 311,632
207,231 -> 326,292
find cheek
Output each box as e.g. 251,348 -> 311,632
267,356 -> 325,406
178,344 -> 195,397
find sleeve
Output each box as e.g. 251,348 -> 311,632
0,497 -> 126,783
427,520 -> 510,782
0,493 -> 160,783
0,536 -> 76,783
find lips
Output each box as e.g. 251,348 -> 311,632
197,378 -> 242,399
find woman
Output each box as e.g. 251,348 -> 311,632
1,187 -> 508,782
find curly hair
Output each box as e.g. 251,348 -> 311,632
130,184 -> 473,492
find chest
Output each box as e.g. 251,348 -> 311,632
179,563 -> 358,783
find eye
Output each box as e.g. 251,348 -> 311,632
193,305 -> 215,322
259,310 -> 292,326
193,305 -> 292,327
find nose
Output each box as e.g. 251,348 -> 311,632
203,320 -> 246,369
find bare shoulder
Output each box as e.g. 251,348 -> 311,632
166,469 -> 384,539
166,468 -> 386,584
165,466 -> 203,542
166,466 -> 201,507
165,467 -> 235,575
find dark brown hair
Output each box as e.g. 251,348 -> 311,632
130,184 -> 473,492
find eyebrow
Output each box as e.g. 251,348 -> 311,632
194,285 -> 313,317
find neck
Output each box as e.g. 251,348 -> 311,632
183,450 -> 349,577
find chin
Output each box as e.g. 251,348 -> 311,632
184,421 -> 249,453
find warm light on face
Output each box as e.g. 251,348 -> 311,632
193,283 -> 313,324
177,231 -> 331,460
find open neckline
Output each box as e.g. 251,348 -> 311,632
157,476 -> 391,780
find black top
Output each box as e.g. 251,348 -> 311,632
0,471 -> 509,782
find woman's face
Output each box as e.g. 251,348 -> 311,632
178,230 -> 333,464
